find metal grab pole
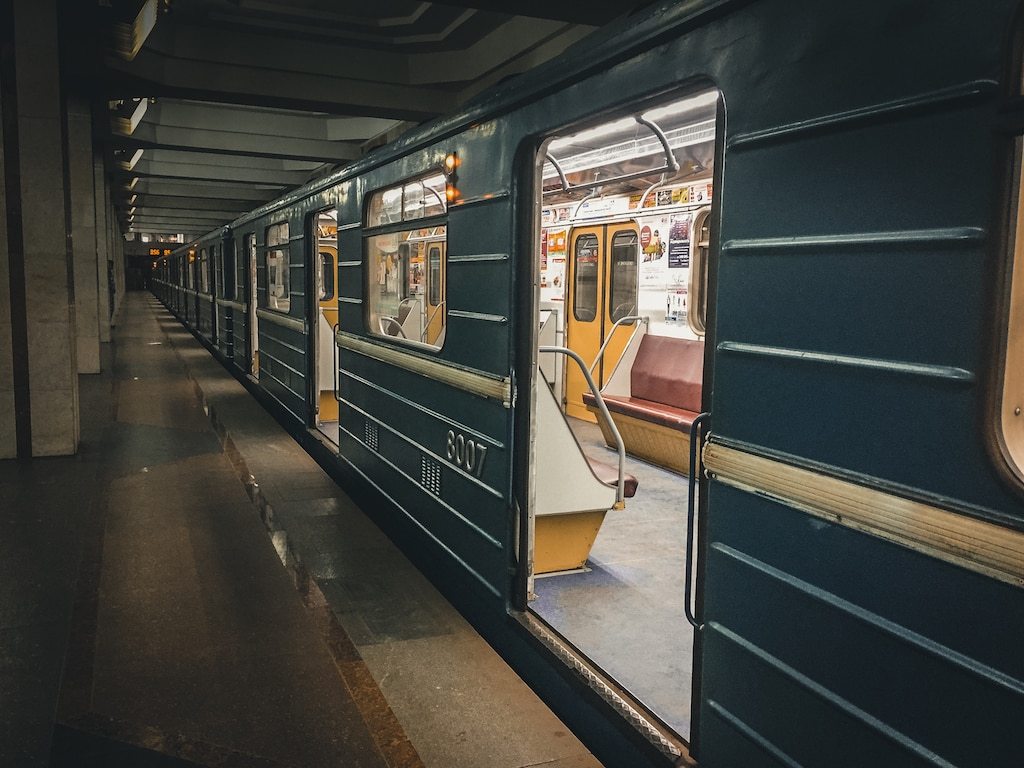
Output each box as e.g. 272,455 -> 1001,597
539,346 -> 626,506
685,412 -> 710,631
589,315 -> 647,374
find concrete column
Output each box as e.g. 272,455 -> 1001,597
0,86 -> 14,460
93,154 -> 111,342
0,0 -> 79,457
112,224 -> 124,324
67,97 -> 100,373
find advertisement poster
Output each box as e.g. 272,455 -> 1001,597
540,228 -> 568,302
668,214 -> 691,269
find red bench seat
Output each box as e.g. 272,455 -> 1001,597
582,334 -> 704,474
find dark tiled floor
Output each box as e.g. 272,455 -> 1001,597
0,352 -> 113,767
531,417 -> 696,738
155,296 -> 602,768
2,292 -> 601,768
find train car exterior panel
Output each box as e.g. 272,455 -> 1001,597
336,425 -> 509,598
699,484 -> 1023,767
197,294 -> 214,343
257,324 -> 308,423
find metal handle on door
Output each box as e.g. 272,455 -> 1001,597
685,412 -> 710,631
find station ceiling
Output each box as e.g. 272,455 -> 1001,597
88,0 -> 654,239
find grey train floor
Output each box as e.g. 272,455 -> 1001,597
531,420 -> 695,739
0,292 -> 600,768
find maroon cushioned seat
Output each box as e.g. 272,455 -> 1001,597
582,335 -> 704,432
584,393 -> 699,431
585,455 -> 638,498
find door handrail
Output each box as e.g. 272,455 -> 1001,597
539,345 -> 626,506
685,412 -> 710,631
421,300 -> 446,341
589,315 -> 647,374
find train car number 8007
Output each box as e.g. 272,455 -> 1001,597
446,430 -> 487,478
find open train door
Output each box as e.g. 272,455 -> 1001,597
309,209 -> 339,444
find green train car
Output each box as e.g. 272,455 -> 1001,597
153,0 -> 1024,765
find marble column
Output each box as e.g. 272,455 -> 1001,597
67,97 -> 100,373
0,85 -> 14,459
93,153 -> 111,343
0,0 -> 79,456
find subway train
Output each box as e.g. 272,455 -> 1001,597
151,1 -> 1024,765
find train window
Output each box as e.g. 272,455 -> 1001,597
364,171 -> 448,349
366,172 -> 447,228
265,222 -> 290,313
573,233 -> 599,322
221,242 -> 235,301
319,252 -> 334,301
199,249 -> 210,294
609,230 -> 638,322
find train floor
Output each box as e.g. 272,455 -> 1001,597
531,418 -> 695,740
0,292 -> 601,768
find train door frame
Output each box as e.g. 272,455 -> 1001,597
306,207 -> 339,444
511,85 -> 726,757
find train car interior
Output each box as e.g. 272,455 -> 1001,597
313,209 -> 339,442
529,86 -> 719,740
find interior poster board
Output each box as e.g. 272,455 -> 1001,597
668,213 -> 691,269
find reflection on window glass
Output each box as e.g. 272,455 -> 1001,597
366,225 -> 446,348
265,222 -> 290,312
366,173 -> 447,228
573,233 -> 599,322
609,231 -> 638,322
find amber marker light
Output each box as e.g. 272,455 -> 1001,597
443,152 -> 460,203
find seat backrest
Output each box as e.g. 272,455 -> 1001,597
630,335 -> 704,412
397,299 -> 414,324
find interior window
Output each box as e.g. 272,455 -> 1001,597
265,222 -> 290,312
428,246 -> 442,306
319,252 -> 334,301
609,230 -> 638,322
573,233 -> 599,322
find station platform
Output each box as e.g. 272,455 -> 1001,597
0,292 -> 601,768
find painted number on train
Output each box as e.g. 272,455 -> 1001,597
446,430 -> 487,477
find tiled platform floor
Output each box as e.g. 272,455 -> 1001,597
0,292 -> 601,768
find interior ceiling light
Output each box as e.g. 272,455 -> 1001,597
543,119 -> 716,180
547,90 -> 719,153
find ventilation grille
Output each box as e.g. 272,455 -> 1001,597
420,455 -> 442,496
364,419 -> 379,451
